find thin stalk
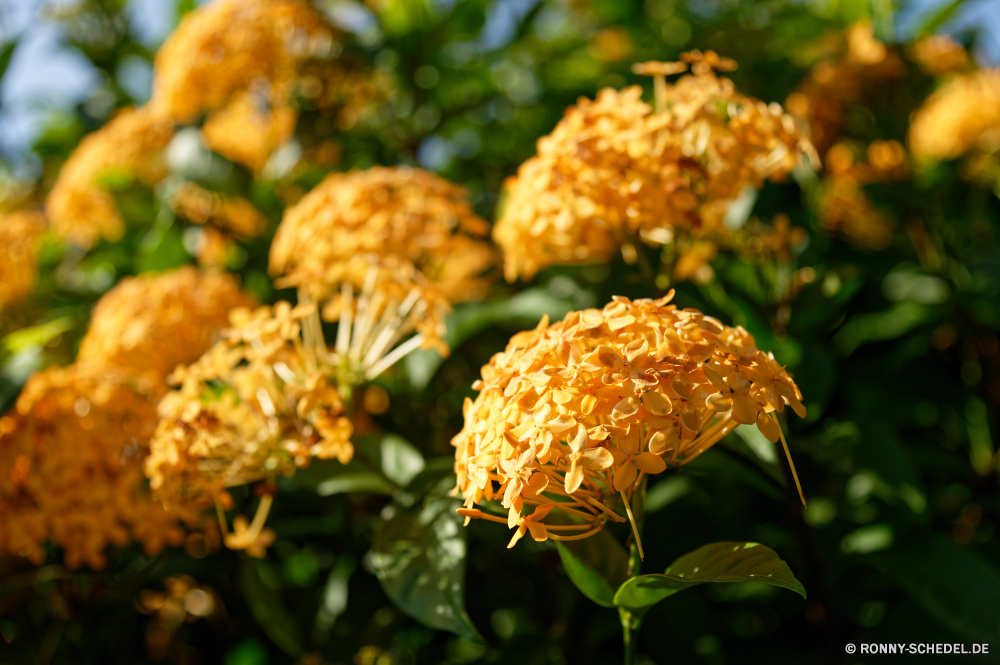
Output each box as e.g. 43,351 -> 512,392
619,606 -> 640,665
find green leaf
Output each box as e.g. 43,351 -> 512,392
916,0 -> 966,36
613,542 -> 806,621
555,529 -> 629,608
0,40 -> 17,81
371,479 -> 482,642
379,433 -> 426,487
316,472 -> 395,496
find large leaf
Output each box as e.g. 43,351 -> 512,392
614,542 -> 806,621
371,479 -> 481,642
316,472 -> 395,496
555,529 -> 629,608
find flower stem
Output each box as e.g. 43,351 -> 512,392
620,607 -> 640,665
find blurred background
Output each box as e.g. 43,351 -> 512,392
2,0 -> 1000,664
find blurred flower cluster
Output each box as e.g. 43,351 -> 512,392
0,365 -> 189,569
453,294 -> 805,553
0,210 -> 46,312
270,166 -> 496,355
42,0 -> 387,267
495,51 -> 816,283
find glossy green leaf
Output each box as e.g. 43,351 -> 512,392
613,542 -> 806,620
371,480 -> 482,643
379,433 -> 426,486
555,528 -> 629,608
316,472 -> 395,496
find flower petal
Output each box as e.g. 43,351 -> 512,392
641,391 -> 672,416
633,452 -> 667,475
730,393 -> 758,425
756,410 -> 780,443
613,460 -> 638,492
680,409 -> 703,433
565,459 -> 585,494
706,393 -> 733,412
527,520 -> 548,542
612,395 -> 640,420
580,447 -> 614,470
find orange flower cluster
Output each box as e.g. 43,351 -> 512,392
785,22 -> 906,157
0,210 -> 46,311
908,68 -> 1000,163
78,267 -> 255,383
785,23 -> 912,249
270,166 -> 496,353
200,90 -> 299,173
137,575 -> 219,661
168,183 -> 269,267
494,51 -> 815,282
146,301 -> 352,555
816,139 -> 908,250
0,365 -> 189,569
45,107 -> 175,248
908,34 -> 970,78
151,0 -> 335,122
453,294 -> 805,554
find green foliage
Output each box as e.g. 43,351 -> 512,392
371,478 -> 482,643
613,542 -> 806,623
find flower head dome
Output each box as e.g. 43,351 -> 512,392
151,0 -> 336,122
495,52 -> 815,282
77,267 -> 255,382
0,210 -> 46,311
45,107 -> 175,248
452,294 -> 805,554
146,301 -> 353,554
269,166 -> 497,355
0,365 -> 192,569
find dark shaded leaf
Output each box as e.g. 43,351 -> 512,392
555,529 -> 629,608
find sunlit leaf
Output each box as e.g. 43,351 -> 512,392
613,542 -> 805,621
371,479 -> 482,642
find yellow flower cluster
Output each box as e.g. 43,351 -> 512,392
0,365 -> 189,569
0,210 -> 46,311
452,294 -> 805,554
494,52 -> 815,282
270,166 -> 496,353
77,267 -> 255,384
784,23 -> 911,249
815,140 -> 908,250
200,90 -> 299,173
45,107 -> 175,248
151,0 -> 335,122
137,575 -> 218,661
908,68 -> 1000,163
785,22 -> 906,157
146,301 -> 352,554
908,34 -> 970,78
168,183 -> 269,267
